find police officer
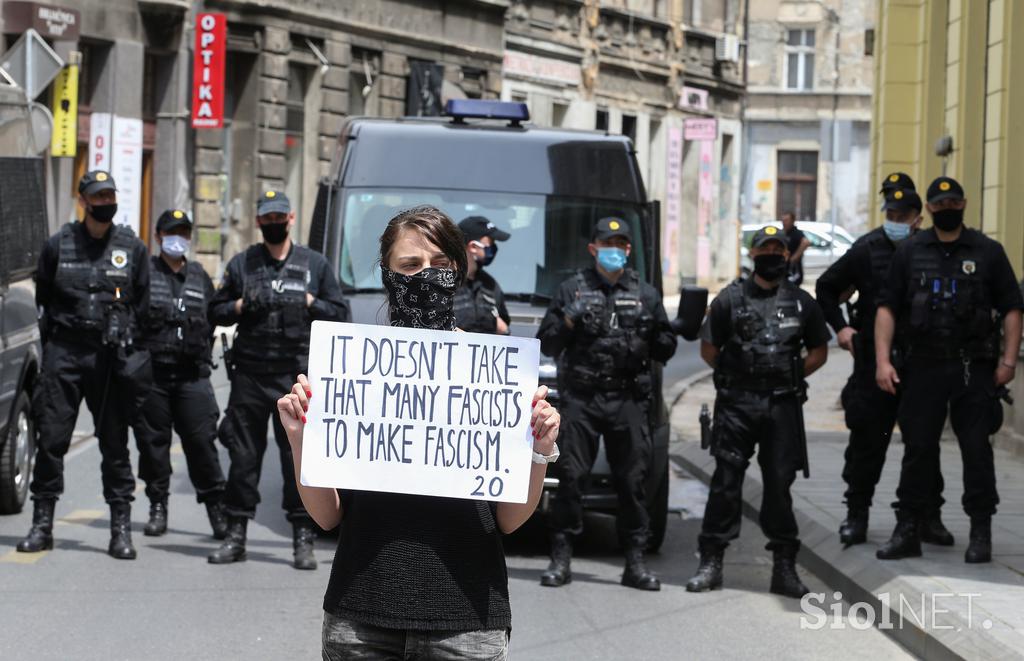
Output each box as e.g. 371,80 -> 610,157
454,216 -> 511,334
686,226 -> 830,598
875,176 -> 1023,563
815,176 -> 953,547
537,217 -> 677,591
208,191 -> 349,569
17,171 -> 150,560
132,209 -> 227,539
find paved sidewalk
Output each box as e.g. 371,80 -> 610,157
670,348 -> 1024,661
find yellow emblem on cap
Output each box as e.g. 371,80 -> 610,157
96,172 -> 108,182
889,174 -> 899,182
609,220 -> 620,230
894,191 -> 904,200
172,210 -> 184,219
765,226 -> 778,235
939,181 -> 951,191
266,191 -> 276,198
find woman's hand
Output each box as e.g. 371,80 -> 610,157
530,385 -> 560,455
277,374 -> 313,449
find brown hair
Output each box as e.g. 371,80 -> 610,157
379,205 -> 467,286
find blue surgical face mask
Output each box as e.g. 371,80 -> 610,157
161,235 -> 190,258
883,220 -> 912,243
596,247 -> 627,272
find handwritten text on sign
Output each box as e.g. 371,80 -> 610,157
301,321 -> 540,503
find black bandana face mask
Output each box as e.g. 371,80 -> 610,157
381,266 -> 457,330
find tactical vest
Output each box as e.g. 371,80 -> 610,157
901,234 -> 998,359
454,272 -> 499,333
53,222 -> 137,332
852,229 -> 896,336
140,259 -> 211,365
235,245 -> 313,362
715,280 -> 804,390
562,269 -> 654,389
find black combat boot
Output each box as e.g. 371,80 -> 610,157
919,510 -> 955,546
144,500 -> 168,537
16,499 -> 56,552
621,544 -> 661,591
108,503 -> 137,560
876,511 -> 922,560
964,517 -> 992,564
769,548 -> 809,599
839,508 -> 868,546
540,532 -> 573,587
292,520 -> 318,570
208,516 -> 247,564
205,500 -> 229,540
685,546 -> 724,593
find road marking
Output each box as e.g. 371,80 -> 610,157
0,549 -> 48,564
171,443 -> 184,456
55,509 -> 104,525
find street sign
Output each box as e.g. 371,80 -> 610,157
683,117 -> 718,141
49,57 -> 78,157
0,28 -> 65,100
191,13 -> 226,129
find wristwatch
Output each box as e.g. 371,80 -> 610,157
532,443 -> 560,464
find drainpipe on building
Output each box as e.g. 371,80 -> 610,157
738,0 -> 751,229
828,7 -> 840,258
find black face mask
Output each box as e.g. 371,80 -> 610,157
259,222 -> 290,245
932,208 -> 964,232
381,266 -> 457,330
476,243 -> 498,267
753,253 -> 788,282
88,203 -> 118,223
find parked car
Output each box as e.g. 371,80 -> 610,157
739,222 -> 855,282
0,82 -> 47,514
308,99 -> 672,549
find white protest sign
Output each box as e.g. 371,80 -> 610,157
302,321 -> 541,503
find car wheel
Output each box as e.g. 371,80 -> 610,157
646,464 -> 669,553
0,391 -> 35,514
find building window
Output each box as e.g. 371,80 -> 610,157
777,150 -> 817,220
595,108 -> 609,132
285,64 -> 311,231
785,29 -> 815,91
865,28 -> 875,56
621,114 -> 637,143
552,102 -> 568,127
460,67 -> 485,99
349,49 -> 381,116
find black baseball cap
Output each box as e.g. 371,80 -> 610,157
256,190 -> 291,216
156,209 -> 193,233
750,225 -> 787,249
459,216 -> 510,243
79,170 -> 117,196
883,189 -> 922,212
879,172 -> 916,195
592,217 -> 631,242
926,176 -> 965,204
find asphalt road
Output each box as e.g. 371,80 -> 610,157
0,342 -> 914,660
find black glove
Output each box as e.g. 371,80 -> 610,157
243,287 -> 269,316
563,298 -> 589,325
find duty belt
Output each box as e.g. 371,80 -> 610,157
50,324 -> 104,347
713,372 -> 791,393
567,370 -> 639,392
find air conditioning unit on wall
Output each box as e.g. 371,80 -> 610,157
715,34 -> 740,63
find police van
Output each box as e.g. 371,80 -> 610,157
309,100 -> 671,549
0,82 -> 47,514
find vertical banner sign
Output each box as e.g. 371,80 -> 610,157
192,13 -> 226,129
88,112 -> 112,171
110,116 -> 143,233
663,126 -> 683,278
696,140 -> 715,280
302,321 -> 541,503
50,63 -> 78,157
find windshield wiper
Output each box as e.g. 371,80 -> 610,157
504,292 -> 553,306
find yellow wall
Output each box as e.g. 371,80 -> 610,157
872,0 -> 1024,273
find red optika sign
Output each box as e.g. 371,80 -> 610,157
192,13 -> 226,129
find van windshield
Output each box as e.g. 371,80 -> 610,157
336,188 -> 649,299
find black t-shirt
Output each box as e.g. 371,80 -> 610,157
815,227 -> 893,335
700,278 -> 832,350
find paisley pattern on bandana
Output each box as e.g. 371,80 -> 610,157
381,266 -> 458,330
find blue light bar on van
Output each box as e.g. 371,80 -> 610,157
445,99 -> 530,125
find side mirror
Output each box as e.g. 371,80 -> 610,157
670,285 -> 708,341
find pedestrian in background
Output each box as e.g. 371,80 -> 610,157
133,209 -> 227,540
207,191 -> 349,570
277,205 -> 561,660
874,176 -> 1023,564
782,211 -> 810,286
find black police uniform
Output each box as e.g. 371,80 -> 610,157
454,269 -> 510,333
696,277 -> 830,559
785,225 -> 808,285
816,218 -> 947,538
133,213 -> 226,537
19,170 -> 151,559
540,266 -> 675,543
209,236 -> 350,526
879,224 -> 1022,549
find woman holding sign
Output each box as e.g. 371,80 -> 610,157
277,206 -> 561,659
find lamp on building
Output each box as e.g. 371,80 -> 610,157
935,135 -> 954,175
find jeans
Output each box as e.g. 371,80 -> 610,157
322,612 -> 509,661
